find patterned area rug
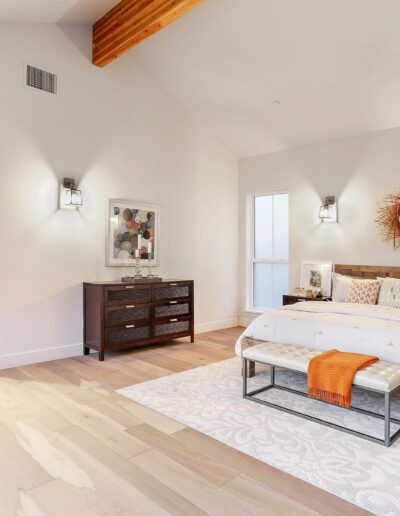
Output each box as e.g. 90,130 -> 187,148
118,357 -> 400,515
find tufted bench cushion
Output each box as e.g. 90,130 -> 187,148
242,341 -> 400,393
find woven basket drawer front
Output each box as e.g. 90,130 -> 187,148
154,285 -> 190,301
107,325 -> 150,345
106,306 -> 150,326
155,320 -> 190,337
154,302 -> 190,319
106,286 -> 150,305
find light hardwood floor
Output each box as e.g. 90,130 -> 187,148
0,327 -> 369,516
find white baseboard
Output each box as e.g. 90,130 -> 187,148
0,343 -> 83,370
0,318 -> 240,370
195,317 -> 239,334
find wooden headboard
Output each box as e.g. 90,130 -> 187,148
334,264 -> 400,279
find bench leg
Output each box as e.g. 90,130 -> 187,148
385,392 -> 391,447
241,360 -> 256,378
243,358 -> 248,396
248,361 -> 256,378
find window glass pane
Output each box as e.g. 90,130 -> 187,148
273,194 -> 289,260
253,263 -> 272,309
253,263 -> 289,309
272,263 -> 289,308
251,192 -> 289,310
254,195 -> 272,259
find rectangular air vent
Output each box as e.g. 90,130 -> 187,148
26,64 -> 57,94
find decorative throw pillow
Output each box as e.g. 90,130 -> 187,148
332,273 -> 380,302
377,277 -> 400,308
345,280 -> 381,304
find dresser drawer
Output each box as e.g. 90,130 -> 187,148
154,316 -> 191,338
105,304 -> 150,327
106,322 -> 151,348
154,300 -> 191,320
105,285 -> 151,305
153,282 -> 191,301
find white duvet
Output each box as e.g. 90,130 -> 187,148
235,301 -> 400,363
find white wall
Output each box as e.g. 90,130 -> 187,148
0,23 -> 239,368
239,128 -> 400,323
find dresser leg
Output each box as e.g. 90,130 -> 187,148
83,346 -> 89,356
99,351 -> 105,361
190,333 -> 195,343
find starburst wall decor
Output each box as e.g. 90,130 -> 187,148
376,191 -> 400,249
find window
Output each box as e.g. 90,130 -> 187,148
248,191 -> 289,310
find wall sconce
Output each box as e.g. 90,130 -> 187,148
319,196 -> 337,222
59,178 -> 82,210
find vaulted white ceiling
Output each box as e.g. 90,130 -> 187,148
0,0 -> 118,24
2,0 -> 400,157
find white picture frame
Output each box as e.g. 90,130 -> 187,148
300,260 -> 332,297
106,199 -> 159,267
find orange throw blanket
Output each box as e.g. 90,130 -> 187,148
307,350 -> 379,408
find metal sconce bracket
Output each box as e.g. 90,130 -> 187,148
59,177 -> 82,210
319,196 -> 337,222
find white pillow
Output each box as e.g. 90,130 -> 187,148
332,273 -> 382,302
331,273 -> 353,302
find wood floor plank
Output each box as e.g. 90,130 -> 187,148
224,474 -> 319,516
59,358 -> 137,390
0,391 -> 73,433
88,398 -> 142,428
137,352 -> 196,372
41,361 -> 99,387
119,398 -> 186,434
0,366 -> 34,382
111,358 -> 172,382
17,363 -> 103,405
28,468 -> 153,516
128,423 -> 239,486
29,479 -> 101,516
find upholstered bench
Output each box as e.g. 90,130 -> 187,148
242,340 -> 400,446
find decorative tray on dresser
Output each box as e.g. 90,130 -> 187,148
83,279 -> 194,361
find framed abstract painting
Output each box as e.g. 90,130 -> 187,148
106,199 -> 159,266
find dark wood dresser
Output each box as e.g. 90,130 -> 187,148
83,279 -> 194,361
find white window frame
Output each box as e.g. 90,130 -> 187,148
245,189 -> 289,313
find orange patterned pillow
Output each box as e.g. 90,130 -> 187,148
345,280 -> 381,304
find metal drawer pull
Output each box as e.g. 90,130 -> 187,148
126,305 -> 135,309
125,286 -> 135,289
169,301 -> 178,304
126,324 -> 135,328
169,283 -> 178,286
169,318 -> 178,322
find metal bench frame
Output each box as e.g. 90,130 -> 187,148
243,357 -> 400,447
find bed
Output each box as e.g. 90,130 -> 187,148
236,264 -> 400,365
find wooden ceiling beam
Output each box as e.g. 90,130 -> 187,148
93,0 -> 205,67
